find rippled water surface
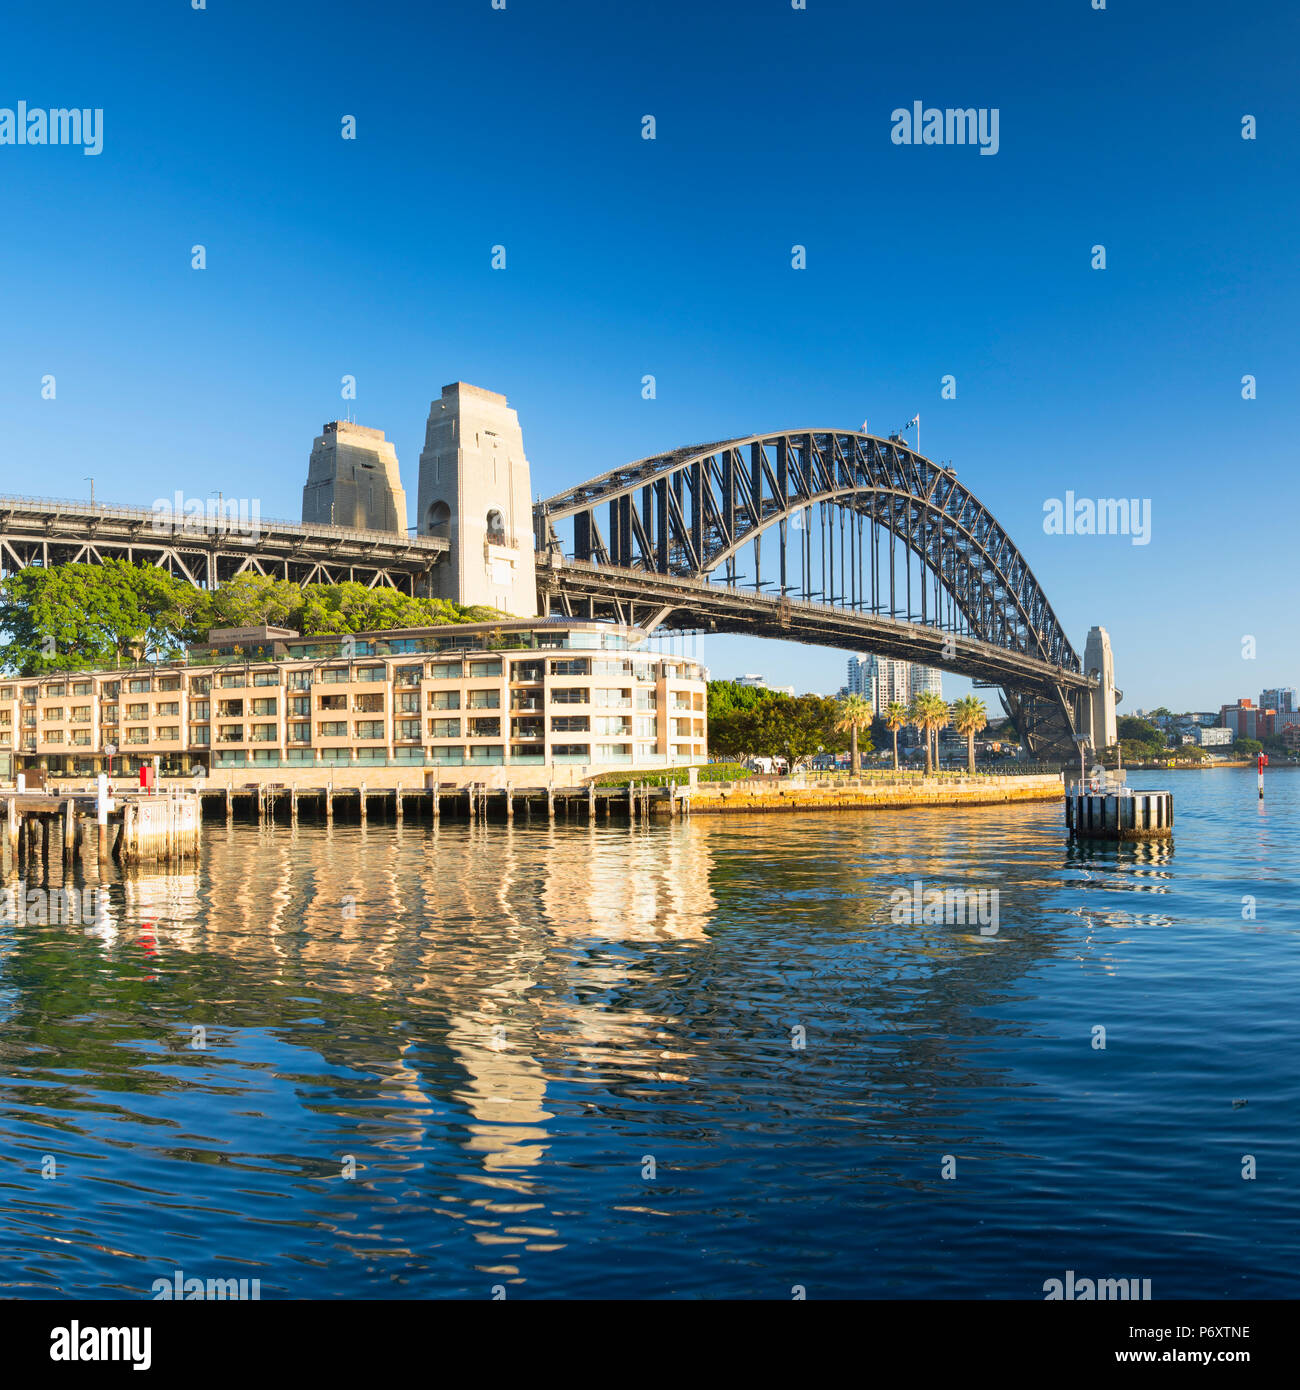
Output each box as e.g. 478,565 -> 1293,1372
2,768 -> 1297,1298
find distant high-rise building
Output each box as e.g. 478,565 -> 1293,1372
302,421 -> 408,533
845,656 -> 934,714
910,665 -> 943,700
846,655 -> 877,699
1260,687 -> 1296,714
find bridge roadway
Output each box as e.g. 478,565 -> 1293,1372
0,495 -> 448,592
537,556 -> 1095,701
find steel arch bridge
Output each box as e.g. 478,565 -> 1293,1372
534,429 -> 1100,757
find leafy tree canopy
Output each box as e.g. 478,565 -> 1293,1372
0,563 -> 496,675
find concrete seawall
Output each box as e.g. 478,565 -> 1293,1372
681,773 -> 1064,815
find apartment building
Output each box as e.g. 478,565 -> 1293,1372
0,620 -> 708,778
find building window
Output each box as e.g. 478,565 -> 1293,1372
45,684 -> 67,697
72,681 -> 92,696
468,717 -> 501,738
191,701 -> 210,721
190,677 -> 211,695
287,723 -> 311,743
353,693 -> 384,713
397,691 -> 420,713
512,660 -> 544,683
216,725 -> 244,743
252,698 -> 277,716
596,717 -> 632,737
428,718 -> 461,738
466,689 -> 500,710
395,719 -> 421,741
318,694 -> 347,711
218,673 -> 245,688
551,743 -> 590,758
44,730 -> 64,744
157,677 -> 181,692
125,729 -> 149,745
550,658 -> 589,676
550,715 -> 590,733
357,666 -> 385,683
428,661 -> 461,680
428,690 -> 460,711
251,723 -> 277,742
320,668 -> 349,684
354,720 -> 385,740
156,701 -> 180,717
217,699 -> 244,717
289,696 -> 310,717
156,726 -> 180,741
253,671 -> 279,686
395,664 -> 423,687
317,721 -> 347,737
467,659 -> 502,678
594,688 -> 631,708
550,687 -> 589,704
43,707 -> 65,721
191,725 -> 211,745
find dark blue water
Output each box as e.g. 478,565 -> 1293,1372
1,768 -> 1296,1298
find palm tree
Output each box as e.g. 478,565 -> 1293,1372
835,694 -> 872,775
885,702 -> 909,771
951,694 -> 987,774
910,692 -> 949,775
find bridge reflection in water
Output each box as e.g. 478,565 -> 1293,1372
0,810 -> 1183,1295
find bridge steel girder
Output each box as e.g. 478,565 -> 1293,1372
537,429 -> 1095,757
536,429 -> 1079,676
0,496 -> 449,595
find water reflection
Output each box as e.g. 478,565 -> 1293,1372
2,773 -> 1298,1297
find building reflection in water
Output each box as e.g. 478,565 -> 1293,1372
11,802 -> 1164,1286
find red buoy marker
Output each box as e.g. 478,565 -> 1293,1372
1259,750 -> 1268,800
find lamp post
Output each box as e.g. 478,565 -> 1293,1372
84,477 -> 95,506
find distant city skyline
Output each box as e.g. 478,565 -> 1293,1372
2,0 -> 1296,710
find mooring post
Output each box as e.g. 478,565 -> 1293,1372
359,784 -> 367,824
6,797 -> 17,869
627,782 -> 635,821
587,784 -> 596,820
290,785 -> 298,826
546,785 -> 555,821
325,781 -> 333,823
395,785 -> 404,824
503,787 -> 513,822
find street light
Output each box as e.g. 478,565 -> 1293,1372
1073,736 -> 1089,790
84,476 -> 95,506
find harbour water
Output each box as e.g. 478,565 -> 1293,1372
1,767 -> 1296,1299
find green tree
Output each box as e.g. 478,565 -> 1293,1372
951,694 -> 987,775
0,560 -> 201,674
835,693 -> 873,773
910,691 -> 950,775
885,701 -> 909,772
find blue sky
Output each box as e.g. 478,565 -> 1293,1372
1,0 -> 1295,712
